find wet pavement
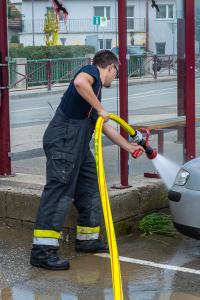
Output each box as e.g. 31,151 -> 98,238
1,224 -> 200,299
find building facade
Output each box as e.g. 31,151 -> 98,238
19,0 -> 178,55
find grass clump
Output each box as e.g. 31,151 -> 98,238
138,212 -> 178,237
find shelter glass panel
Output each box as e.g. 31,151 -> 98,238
128,0 -> 185,181
195,0 -> 200,157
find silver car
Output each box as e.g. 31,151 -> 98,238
168,157 -> 200,239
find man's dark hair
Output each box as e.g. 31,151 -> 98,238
93,50 -> 118,69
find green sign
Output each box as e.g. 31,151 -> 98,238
100,16 -> 107,27
93,16 -> 101,25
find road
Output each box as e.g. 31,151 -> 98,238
10,81 -> 179,127
10,79 -> 200,127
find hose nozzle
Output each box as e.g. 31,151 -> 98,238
145,145 -> 158,160
131,128 -> 158,160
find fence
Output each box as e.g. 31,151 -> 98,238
9,55 -> 179,91
9,57 -> 91,90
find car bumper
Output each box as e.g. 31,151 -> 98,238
168,185 -> 200,231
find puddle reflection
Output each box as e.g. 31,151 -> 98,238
0,286 -> 114,300
1,286 -> 78,300
1,285 -> 200,300
0,282 -> 200,300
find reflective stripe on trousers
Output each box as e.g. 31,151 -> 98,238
33,237 -> 59,247
33,229 -> 61,246
76,225 -> 100,240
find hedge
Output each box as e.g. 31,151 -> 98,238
9,45 -> 95,60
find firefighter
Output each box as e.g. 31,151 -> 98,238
30,50 -> 144,270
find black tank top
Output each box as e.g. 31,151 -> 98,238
59,64 -> 102,123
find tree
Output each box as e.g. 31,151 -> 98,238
43,1 -> 68,47
7,1 -> 22,20
43,9 -> 59,46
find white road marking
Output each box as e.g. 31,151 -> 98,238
11,90 -> 176,113
96,253 -> 200,275
127,90 -> 176,100
103,88 -> 176,101
11,106 -> 56,113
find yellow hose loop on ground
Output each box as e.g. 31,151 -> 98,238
95,114 -> 125,300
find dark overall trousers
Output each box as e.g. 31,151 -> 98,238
33,107 -> 102,247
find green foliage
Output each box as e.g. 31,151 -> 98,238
138,212 -> 178,237
7,2 -> 22,20
43,10 -> 59,46
9,45 -> 95,60
10,35 -> 19,44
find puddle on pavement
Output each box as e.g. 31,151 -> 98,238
1,286 -> 200,300
1,226 -> 200,299
1,256 -> 200,300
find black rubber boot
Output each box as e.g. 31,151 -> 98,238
75,239 -> 109,253
30,245 -> 70,270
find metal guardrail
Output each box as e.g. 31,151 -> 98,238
9,57 -> 91,90
8,54 -> 192,91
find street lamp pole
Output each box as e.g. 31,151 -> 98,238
32,0 -> 35,46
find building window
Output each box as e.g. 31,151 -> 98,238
168,4 -> 174,18
156,43 -> 166,54
94,6 -> 110,20
99,39 -> 103,49
105,39 -> 112,49
99,39 -> 112,50
156,4 -> 174,20
126,6 -> 134,30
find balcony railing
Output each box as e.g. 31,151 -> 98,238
22,17 -> 146,34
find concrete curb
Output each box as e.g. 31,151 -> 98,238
10,76 -> 176,100
0,175 -> 169,237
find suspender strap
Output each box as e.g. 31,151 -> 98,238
87,86 -> 101,118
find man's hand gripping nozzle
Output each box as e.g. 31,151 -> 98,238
131,129 -> 158,159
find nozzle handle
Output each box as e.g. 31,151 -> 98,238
131,149 -> 144,159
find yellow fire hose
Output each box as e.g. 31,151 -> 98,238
94,113 -> 137,300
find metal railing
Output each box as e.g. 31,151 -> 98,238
9,57 -> 91,90
9,55 -> 180,91
22,17 -> 146,34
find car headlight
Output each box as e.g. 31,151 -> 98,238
174,169 -> 190,186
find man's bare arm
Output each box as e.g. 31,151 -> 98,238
102,123 -> 144,154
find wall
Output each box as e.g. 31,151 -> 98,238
148,0 -> 177,54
